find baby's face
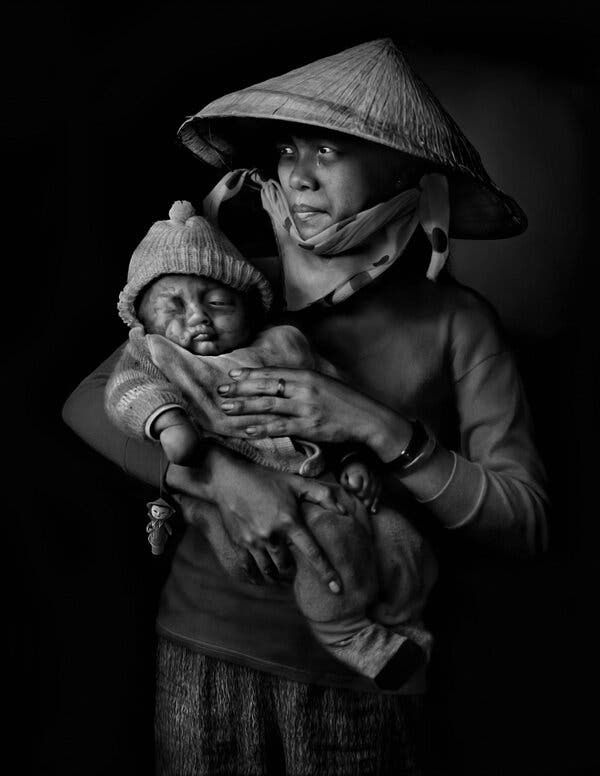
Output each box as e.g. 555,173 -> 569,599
138,275 -> 250,355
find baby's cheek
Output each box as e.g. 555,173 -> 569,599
164,319 -> 188,346
214,311 -> 249,345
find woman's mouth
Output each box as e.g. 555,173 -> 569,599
292,204 -> 326,218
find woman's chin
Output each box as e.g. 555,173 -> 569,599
294,213 -> 331,241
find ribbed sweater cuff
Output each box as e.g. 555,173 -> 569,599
144,404 -> 185,439
421,453 -> 487,529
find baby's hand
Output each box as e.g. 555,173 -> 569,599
153,408 -> 203,466
339,458 -> 382,514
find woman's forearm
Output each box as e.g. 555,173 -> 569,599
62,345 -> 166,488
364,368 -> 549,557
164,447 -> 226,502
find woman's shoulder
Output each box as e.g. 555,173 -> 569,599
437,277 -> 504,333
431,277 -> 509,378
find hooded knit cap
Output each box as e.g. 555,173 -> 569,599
178,38 -> 526,240
118,200 -> 273,326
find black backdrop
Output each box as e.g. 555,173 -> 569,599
6,2 -> 599,774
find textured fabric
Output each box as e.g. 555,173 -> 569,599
105,323 -> 324,475
202,169 -> 450,310
177,38 -> 526,239
63,253 -> 549,689
155,638 -> 427,776
118,200 -> 272,327
105,327 -> 184,440
292,501 -> 436,679
153,265 -> 548,686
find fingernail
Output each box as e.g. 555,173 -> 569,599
229,369 -> 242,378
329,580 -> 341,594
245,427 -> 258,436
336,502 -> 347,515
221,402 -> 235,411
371,506 -> 377,514
217,385 -> 230,395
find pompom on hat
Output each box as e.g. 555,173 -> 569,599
178,38 -> 527,240
118,201 -> 273,327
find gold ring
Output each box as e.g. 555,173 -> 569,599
276,378 -> 286,398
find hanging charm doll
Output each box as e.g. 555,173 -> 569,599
146,498 -> 175,555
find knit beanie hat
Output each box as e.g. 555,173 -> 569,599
178,38 -> 526,240
118,201 -> 273,327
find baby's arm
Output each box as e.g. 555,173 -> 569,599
151,407 -> 203,466
104,327 -> 201,464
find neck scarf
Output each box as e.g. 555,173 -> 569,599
203,169 -> 450,311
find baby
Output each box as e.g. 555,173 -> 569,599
106,201 -> 437,689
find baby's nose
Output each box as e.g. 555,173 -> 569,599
187,304 -> 210,325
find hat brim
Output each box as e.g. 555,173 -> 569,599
179,113 -> 527,240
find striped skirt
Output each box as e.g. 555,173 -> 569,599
155,637 -> 427,776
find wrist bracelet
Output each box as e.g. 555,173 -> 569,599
386,420 -> 437,478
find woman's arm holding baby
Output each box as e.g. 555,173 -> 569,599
215,303 -> 549,559
63,345 -> 346,590
62,343 -> 168,487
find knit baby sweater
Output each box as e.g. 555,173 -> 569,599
104,324 -> 325,476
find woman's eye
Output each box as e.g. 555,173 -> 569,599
277,145 -> 295,157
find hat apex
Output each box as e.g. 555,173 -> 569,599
178,38 -> 526,240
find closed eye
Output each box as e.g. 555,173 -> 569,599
206,293 -> 235,307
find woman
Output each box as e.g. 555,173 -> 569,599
63,39 -> 548,775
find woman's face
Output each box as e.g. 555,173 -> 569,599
275,128 -> 418,240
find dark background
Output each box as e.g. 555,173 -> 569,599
6,2 -> 598,774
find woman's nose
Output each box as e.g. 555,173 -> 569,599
289,156 -> 318,191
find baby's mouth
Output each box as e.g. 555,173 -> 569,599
188,326 -> 216,344
191,331 -> 215,342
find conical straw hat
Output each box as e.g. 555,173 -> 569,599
179,39 -> 526,240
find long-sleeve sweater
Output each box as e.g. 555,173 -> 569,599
104,324 -> 325,476
62,253 -> 549,692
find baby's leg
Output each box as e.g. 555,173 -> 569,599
293,501 -> 427,689
369,505 -> 438,658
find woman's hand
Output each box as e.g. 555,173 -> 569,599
166,446 -> 349,592
172,493 -> 278,586
217,367 -> 413,455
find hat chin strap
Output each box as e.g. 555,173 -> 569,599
418,173 -> 450,280
202,168 -> 451,296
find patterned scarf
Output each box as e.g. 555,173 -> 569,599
203,169 -> 450,311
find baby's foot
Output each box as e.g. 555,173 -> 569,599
339,460 -> 382,513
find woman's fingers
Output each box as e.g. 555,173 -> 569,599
286,524 -> 342,594
219,396 -> 309,417
218,377 -> 311,401
266,537 -> 295,581
209,413 -> 281,436
295,478 -> 348,515
247,547 -> 280,585
228,367 -> 303,383
243,419 -> 304,439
